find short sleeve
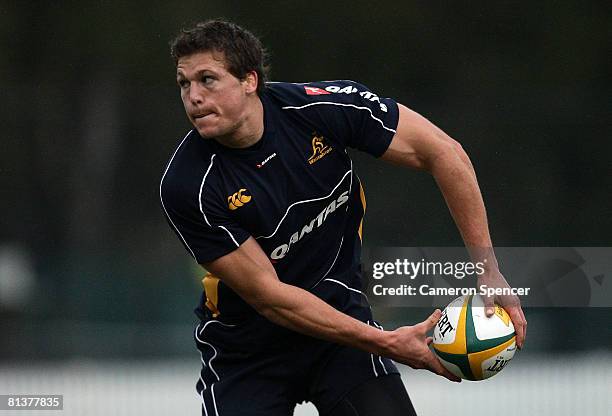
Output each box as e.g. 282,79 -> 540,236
160,177 -> 250,264
290,81 -> 399,157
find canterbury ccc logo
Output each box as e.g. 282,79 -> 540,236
308,134 -> 333,165
228,188 -> 252,210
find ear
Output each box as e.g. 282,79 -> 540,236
243,71 -> 259,94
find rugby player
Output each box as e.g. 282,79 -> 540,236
160,19 -> 527,416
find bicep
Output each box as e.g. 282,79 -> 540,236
381,104 -> 460,170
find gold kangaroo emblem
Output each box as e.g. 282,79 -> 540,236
308,134 -> 332,165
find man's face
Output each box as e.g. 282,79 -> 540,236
176,51 -> 255,139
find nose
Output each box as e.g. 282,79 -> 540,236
188,83 -> 205,106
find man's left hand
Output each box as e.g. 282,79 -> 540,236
477,269 -> 527,349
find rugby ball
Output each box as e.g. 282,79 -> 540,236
433,294 -> 516,381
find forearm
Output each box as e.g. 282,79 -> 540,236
383,105 -> 499,266
252,280 -> 461,380
203,237 -> 402,356
429,144 -> 499,267
252,278 -> 396,356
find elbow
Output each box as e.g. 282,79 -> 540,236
243,274 -> 284,318
448,137 -> 465,154
248,290 -> 275,317
251,296 -> 275,318
255,303 -> 279,323
437,132 -> 465,158
425,135 -> 467,173
251,294 -> 290,326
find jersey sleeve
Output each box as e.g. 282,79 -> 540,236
160,175 -> 250,264
284,80 -> 400,157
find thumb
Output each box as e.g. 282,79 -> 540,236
420,309 -> 442,331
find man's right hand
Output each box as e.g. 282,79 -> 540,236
388,309 -> 461,383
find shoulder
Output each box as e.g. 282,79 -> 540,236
264,80 -> 371,107
160,129 -> 216,202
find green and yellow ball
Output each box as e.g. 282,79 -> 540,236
433,294 -> 516,381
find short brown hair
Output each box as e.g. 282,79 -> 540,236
170,19 -> 269,93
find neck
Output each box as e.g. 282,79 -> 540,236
215,96 -> 264,149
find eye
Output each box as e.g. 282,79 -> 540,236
177,79 -> 189,88
201,75 -> 215,85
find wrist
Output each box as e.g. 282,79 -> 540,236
371,328 -> 399,358
466,247 -> 499,270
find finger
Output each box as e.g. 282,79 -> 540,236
418,309 -> 442,333
506,305 -> 525,349
514,307 -> 526,349
427,352 -> 461,383
518,307 -> 528,348
426,336 -> 433,346
479,292 -> 495,317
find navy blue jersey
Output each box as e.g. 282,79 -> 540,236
160,80 -> 399,340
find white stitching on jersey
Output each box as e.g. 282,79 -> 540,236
195,324 -> 208,393
371,353 -> 379,377
266,79 -> 357,85
195,324 -> 221,381
310,159 -> 352,288
198,154 -> 241,248
219,225 -> 239,247
198,154 -> 216,227
310,237 -> 344,289
195,320 -> 236,381
367,321 -> 379,377
160,130 -> 197,259
211,384 -> 220,416
200,389 -> 208,416
196,320 -> 235,416
198,319 -> 236,335
372,322 -> 389,375
281,102 -> 397,134
348,156 -> 353,197
255,169 -> 352,239
321,277 -> 369,302
198,352 -> 207,387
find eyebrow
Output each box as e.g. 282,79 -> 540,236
176,69 -> 217,79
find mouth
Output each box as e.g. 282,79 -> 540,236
193,111 -> 216,121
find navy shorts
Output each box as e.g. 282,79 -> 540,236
194,316 -> 400,416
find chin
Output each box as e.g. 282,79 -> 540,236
195,121 -> 237,140
197,127 -> 232,140
195,127 -> 211,138
193,123 -> 219,138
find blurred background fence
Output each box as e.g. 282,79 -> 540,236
1,353 -> 611,415
1,1 -> 611,414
